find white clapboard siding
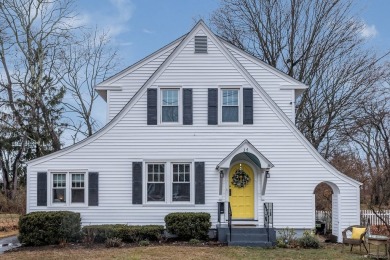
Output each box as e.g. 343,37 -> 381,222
27,23 -> 359,242
226,47 -> 294,120
107,44 -> 178,120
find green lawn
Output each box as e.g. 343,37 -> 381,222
2,244 -> 367,260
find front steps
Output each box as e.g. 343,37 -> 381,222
217,225 -> 276,247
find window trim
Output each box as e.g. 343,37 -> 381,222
158,87 -> 182,125
219,86 -> 243,125
171,163 -> 192,203
48,170 -> 88,207
143,160 -> 194,205
146,163 -> 166,203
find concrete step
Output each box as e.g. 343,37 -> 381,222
217,226 -> 277,246
229,227 -> 269,234
227,233 -> 269,242
227,240 -> 274,247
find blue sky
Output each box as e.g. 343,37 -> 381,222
76,0 -> 220,66
75,0 -> 390,68
73,0 -> 390,135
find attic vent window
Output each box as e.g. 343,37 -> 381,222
194,36 -> 207,54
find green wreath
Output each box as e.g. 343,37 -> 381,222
231,169 -> 251,188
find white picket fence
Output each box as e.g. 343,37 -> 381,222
316,210 -> 390,227
360,210 -> 390,226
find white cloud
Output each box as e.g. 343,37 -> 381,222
110,0 -> 133,22
74,0 -> 134,39
143,28 -> 154,34
64,13 -> 90,28
361,23 -> 378,38
119,41 -> 133,46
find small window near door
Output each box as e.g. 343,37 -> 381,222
147,163 -> 165,202
172,163 -> 190,202
161,89 -> 179,122
222,89 -> 239,122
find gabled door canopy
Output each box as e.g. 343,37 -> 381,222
216,139 -> 274,170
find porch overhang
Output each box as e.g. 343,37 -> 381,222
216,139 -> 274,170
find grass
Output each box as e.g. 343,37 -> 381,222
2,243 -> 367,260
0,214 -> 19,239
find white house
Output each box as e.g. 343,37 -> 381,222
26,21 -> 361,245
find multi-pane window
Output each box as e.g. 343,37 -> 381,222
71,173 -> 85,203
222,89 -> 239,122
147,164 -> 165,201
172,163 -> 190,202
53,173 -> 66,203
161,89 -> 179,122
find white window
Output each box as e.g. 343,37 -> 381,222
221,89 -> 239,122
53,173 -> 66,203
71,173 -> 85,203
50,171 -> 87,206
161,89 -> 179,123
147,163 -> 165,202
172,163 -> 191,202
144,162 -> 192,204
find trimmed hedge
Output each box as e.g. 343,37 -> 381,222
19,211 -> 81,246
164,212 -> 211,240
82,224 -> 164,243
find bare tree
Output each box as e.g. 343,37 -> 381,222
0,0 -> 74,198
60,29 -> 118,141
211,0 -> 389,158
343,83 -> 390,232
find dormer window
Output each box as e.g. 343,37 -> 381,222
194,36 -> 207,54
161,89 -> 179,123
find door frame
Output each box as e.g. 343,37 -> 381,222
225,160 -> 259,221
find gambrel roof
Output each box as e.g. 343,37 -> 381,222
28,21 -> 361,187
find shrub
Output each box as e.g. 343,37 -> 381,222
82,225 -> 164,243
18,211 -> 81,246
105,237 -> 123,248
139,239 -> 150,246
164,212 -> 211,240
189,238 -> 201,245
276,227 -> 297,248
298,230 -> 320,249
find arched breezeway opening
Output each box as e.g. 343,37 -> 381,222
313,181 -> 340,241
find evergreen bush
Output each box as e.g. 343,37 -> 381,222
164,212 -> 211,240
18,211 -> 81,246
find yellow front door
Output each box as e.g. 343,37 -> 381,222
229,163 -> 254,219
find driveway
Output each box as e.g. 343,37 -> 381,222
0,235 -> 20,254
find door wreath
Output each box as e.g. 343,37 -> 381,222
231,168 -> 251,188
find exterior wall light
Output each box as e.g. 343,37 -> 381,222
266,169 -> 270,178
220,170 -> 224,178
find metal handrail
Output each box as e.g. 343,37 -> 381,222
264,203 -> 269,242
228,202 -> 232,241
264,202 -> 273,242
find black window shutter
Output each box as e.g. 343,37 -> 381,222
243,88 -> 253,124
132,162 -> 143,204
195,162 -> 205,204
147,89 -> 157,125
37,172 -> 47,206
183,88 -> 193,125
88,172 -> 99,206
208,88 -> 218,125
